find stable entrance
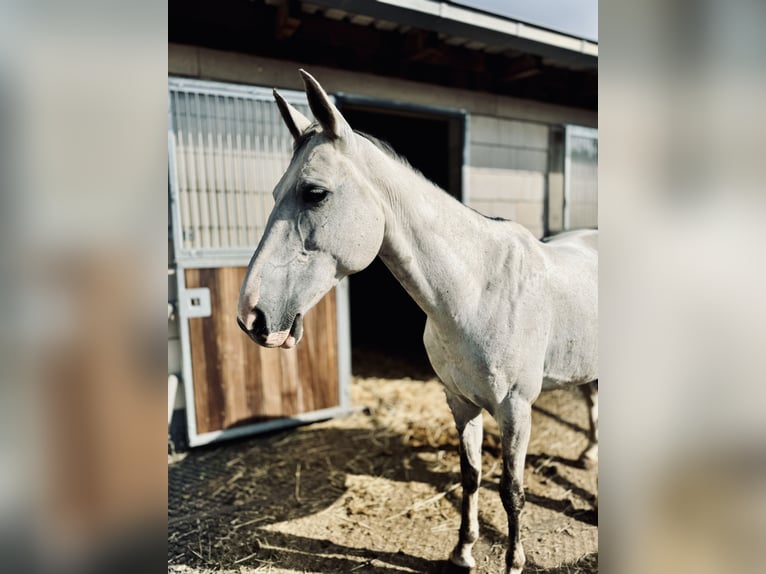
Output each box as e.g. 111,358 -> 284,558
336,99 -> 465,368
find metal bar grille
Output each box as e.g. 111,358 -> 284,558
168,78 -> 313,264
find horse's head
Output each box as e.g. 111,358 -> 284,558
237,70 -> 385,348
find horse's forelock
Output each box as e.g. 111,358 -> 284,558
292,125 -> 321,155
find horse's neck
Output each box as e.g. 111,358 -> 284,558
369,150 -> 505,322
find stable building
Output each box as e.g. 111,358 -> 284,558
168,0 -> 598,447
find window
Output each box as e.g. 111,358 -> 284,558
565,125 -> 598,229
547,125 -> 598,234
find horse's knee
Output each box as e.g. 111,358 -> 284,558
450,546 -> 477,569
499,478 -> 524,514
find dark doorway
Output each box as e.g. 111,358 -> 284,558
338,102 -> 464,372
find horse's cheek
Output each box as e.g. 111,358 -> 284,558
298,212 -> 327,252
344,203 -> 379,257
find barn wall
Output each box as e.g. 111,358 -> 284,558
467,116 -> 549,238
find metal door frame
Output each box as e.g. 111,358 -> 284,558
168,77 -> 351,447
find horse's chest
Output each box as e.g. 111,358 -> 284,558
423,321 -> 502,410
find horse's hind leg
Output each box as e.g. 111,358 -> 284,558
446,394 -> 483,569
497,394 -> 532,574
578,380 -> 598,468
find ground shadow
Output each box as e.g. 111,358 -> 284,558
169,424 -> 454,571
524,492 -> 598,527
480,458 -> 597,528
231,530 -> 437,573
477,481 -> 596,529
526,454 -> 598,508
532,404 -> 587,435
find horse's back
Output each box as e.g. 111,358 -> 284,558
540,228 -> 598,277
542,228 -> 598,254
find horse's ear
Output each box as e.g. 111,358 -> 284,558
299,69 -> 352,140
274,89 -> 312,140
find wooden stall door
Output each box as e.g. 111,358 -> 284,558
185,267 -> 339,434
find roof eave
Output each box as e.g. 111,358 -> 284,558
306,0 -> 598,69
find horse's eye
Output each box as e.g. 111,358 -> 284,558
302,187 -> 329,205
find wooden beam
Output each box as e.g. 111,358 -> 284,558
502,54 -> 543,82
275,0 -> 301,39
404,30 -> 446,64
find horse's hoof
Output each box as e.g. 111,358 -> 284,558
448,549 -> 476,569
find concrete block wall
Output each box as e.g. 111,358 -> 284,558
467,116 -> 549,238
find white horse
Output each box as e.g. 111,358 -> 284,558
237,70 -> 598,574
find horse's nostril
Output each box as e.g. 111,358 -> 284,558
252,306 -> 268,335
237,308 -> 269,344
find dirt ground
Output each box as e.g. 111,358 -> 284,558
168,351 -> 597,573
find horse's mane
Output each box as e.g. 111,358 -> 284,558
354,131 -> 409,166
291,126 -> 413,171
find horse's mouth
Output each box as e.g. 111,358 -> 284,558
280,313 -> 304,349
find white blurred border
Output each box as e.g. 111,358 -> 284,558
0,1 -> 167,572
601,1 -> 766,572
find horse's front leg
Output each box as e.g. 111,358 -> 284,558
578,380 -> 598,468
497,393 -> 532,574
446,394 -> 483,569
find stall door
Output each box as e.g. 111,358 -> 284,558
168,78 -> 349,446
185,268 -> 339,434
